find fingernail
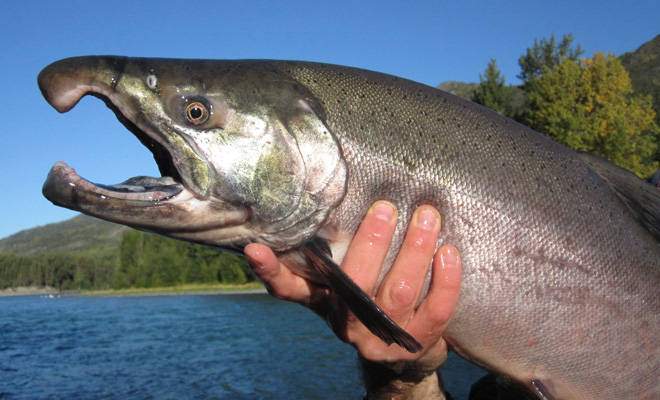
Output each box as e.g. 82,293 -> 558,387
416,208 -> 439,231
245,253 -> 266,271
440,246 -> 460,268
372,201 -> 396,222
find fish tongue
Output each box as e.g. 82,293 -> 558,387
99,176 -> 182,195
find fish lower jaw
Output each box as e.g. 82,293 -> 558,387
43,161 -> 187,204
42,161 -> 252,242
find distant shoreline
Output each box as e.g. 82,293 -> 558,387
0,286 -> 59,297
0,283 -> 267,298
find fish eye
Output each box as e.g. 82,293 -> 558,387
185,102 -> 209,125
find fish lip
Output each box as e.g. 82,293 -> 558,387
43,161 -> 251,236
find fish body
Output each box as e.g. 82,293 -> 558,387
39,57 -> 659,399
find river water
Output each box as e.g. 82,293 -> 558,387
0,293 -> 485,399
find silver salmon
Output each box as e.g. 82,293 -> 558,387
38,57 -> 659,399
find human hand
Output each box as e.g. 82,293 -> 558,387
244,201 -> 462,398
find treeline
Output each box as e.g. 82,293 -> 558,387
0,251 -> 117,290
470,33 -> 659,178
112,229 -> 253,289
0,229 -> 253,290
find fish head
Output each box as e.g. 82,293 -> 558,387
39,56 -> 347,252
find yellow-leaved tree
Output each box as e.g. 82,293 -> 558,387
527,51 -> 659,177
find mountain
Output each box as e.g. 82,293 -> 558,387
0,214 -> 128,255
620,34 -> 660,125
437,81 -> 479,99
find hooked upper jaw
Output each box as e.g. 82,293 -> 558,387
38,56 -> 181,183
38,56 -> 127,113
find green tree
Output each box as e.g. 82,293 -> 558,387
527,52 -> 659,177
472,59 -> 511,115
518,33 -> 584,85
115,229 -> 254,288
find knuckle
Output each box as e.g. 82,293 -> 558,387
388,280 -> 417,308
408,232 -> 438,253
426,307 -> 453,326
346,312 -> 359,324
366,229 -> 394,247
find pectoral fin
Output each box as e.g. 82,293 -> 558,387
302,239 -> 423,353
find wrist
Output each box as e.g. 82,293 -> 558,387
359,357 -> 447,400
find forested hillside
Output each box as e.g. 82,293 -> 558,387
114,230 -> 252,289
0,216 -> 252,290
620,34 -> 660,128
0,214 -> 126,255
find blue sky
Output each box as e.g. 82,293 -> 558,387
1,1 -> 658,239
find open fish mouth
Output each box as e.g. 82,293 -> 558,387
37,55 -> 211,213
43,93 -> 192,203
40,98 -> 246,235
41,90 -> 193,210
42,93 -> 188,207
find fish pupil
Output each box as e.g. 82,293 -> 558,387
185,102 -> 208,124
190,107 -> 202,119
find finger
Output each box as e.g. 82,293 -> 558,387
353,245 -> 460,363
341,201 -> 398,294
344,206 -> 441,359
377,206 -> 441,326
408,245 -> 462,344
245,243 -> 315,304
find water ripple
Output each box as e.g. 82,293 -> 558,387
0,294 -> 484,399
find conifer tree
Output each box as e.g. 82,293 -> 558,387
518,33 -> 584,85
472,59 -> 511,115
